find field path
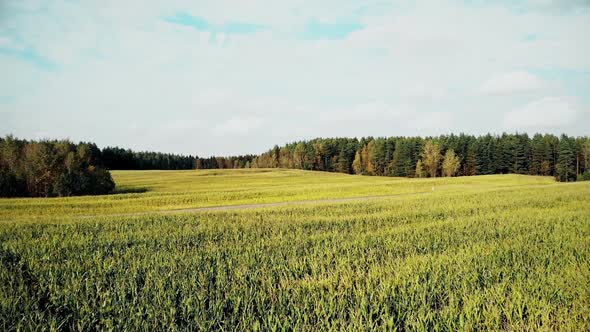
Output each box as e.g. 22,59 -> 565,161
84,191 -> 431,219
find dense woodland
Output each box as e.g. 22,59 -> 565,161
101,147 -> 255,170
101,147 -> 197,170
253,134 -> 590,182
0,136 -> 114,197
1,133 -> 589,197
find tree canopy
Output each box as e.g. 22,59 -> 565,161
0,136 -> 115,197
2,132 -> 588,198
254,133 -> 590,182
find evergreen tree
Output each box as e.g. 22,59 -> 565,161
513,133 -> 530,174
464,144 -> 478,176
336,147 -> 350,174
582,139 -> 590,174
530,134 -> 546,175
556,135 -> 576,182
391,140 -> 411,177
476,136 -> 493,175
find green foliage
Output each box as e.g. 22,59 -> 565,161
0,136 -> 114,197
352,151 -> 362,175
556,135 -> 576,182
0,170 -> 588,330
422,140 -> 442,178
578,171 -> 590,181
415,159 -> 425,178
442,149 -> 461,177
0,169 -> 558,221
254,134 -> 589,182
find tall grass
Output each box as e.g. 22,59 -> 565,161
0,170 -> 588,330
0,169 -> 556,221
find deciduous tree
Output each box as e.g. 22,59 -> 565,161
421,140 -> 442,178
442,149 -> 461,177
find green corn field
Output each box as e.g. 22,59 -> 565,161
1,169 -> 589,330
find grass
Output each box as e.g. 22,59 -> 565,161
0,169 -> 556,221
0,169 -> 588,330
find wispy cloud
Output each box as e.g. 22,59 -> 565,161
163,12 -> 267,35
503,96 -> 582,129
301,19 -> 364,40
0,46 -> 55,70
479,71 -> 549,95
1,0 -> 589,155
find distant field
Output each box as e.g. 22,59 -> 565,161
1,170 -> 589,330
0,169 -> 557,221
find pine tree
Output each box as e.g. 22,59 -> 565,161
464,144 -> 478,176
336,147 -> 349,174
391,140 -> 411,177
582,139 -> 590,174
476,136 -> 492,175
513,134 -> 530,174
556,135 -> 576,182
530,134 -> 546,175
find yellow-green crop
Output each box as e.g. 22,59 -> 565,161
0,169 -> 588,330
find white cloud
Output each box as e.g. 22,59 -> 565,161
503,96 -> 582,129
211,116 -> 265,135
1,0 -> 589,155
402,83 -> 449,101
0,37 -> 10,47
479,71 -> 548,95
409,111 -> 453,132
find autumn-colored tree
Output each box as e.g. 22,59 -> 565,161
366,140 -> 376,175
415,159 -> 425,178
293,142 -> 306,169
421,140 -> 441,177
313,142 -> 326,171
360,145 -> 369,174
442,149 -> 461,177
352,151 -> 362,175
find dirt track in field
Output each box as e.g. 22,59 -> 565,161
85,191 -> 431,219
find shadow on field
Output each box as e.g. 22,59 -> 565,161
113,187 -> 150,194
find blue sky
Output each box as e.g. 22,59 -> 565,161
0,0 -> 589,156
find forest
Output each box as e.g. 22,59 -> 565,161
1,133 -> 589,197
101,147 -> 255,170
103,133 -> 590,183
0,136 -> 114,197
253,133 -> 590,182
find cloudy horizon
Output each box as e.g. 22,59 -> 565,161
1,0 -> 589,156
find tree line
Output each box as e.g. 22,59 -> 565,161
101,147 -> 198,170
2,133 -> 589,197
101,147 -> 255,170
0,137 -> 255,197
253,133 -> 590,182
0,136 -> 115,197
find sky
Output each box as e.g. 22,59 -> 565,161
1,0 -> 589,156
